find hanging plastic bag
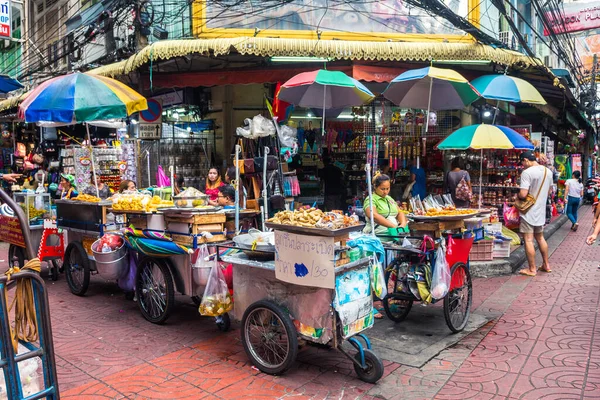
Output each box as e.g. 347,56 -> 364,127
278,125 -> 298,147
236,118 -> 254,139
156,165 -> 171,187
252,115 -> 276,137
431,242 -> 451,300
191,244 -> 212,286
369,256 -> 387,300
503,202 -> 520,229
198,261 -> 233,317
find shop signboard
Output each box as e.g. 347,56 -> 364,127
151,91 -> 184,107
0,215 -> 25,248
544,1 -> 600,35
193,0 -> 473,40
274,230 -> 335,289
0,0 -> 11,39
138,123 -> 161,140
531,132 -> 542,150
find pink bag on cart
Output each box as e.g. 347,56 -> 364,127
156,165 -> 171,187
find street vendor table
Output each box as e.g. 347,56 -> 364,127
219,251 -> 384,383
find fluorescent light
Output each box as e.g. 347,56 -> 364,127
271,56 -> 329,63
435,60 -> 491,65
483,110 -> 492,118
186,126 -> 192,132
172,112 -> 179,119
130,118 -> 138,125
337,115 -> 367,120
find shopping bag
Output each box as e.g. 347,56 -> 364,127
369,257 -> 387,300
503,202 -> 520,229
431,243 -> 451,300
191,244 -> 212,286
198,261 -> 233,317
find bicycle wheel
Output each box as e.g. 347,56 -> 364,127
64,242 -> 90,296
443,262 -> 472,333
135,257 -> 175,324
50,259 -> 62,281
241,300 -> 298,375
383,259 -> 413,322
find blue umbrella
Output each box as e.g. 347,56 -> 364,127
0,74 -> 23,93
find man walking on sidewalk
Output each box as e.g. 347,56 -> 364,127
517,151 -> 552,276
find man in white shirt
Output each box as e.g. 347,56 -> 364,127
517,151 -> 552,276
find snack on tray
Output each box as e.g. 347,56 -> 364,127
72,194 -> 101,203
150,195 -> 174,209
175,187 -> 205,197
315,212 -> 359,230
112,192 -> 152,212
267,208 -> 324,227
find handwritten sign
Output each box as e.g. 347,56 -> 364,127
0,215 -> 25,247
274,231 -> 335,289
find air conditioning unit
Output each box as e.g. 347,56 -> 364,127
499,31 -> 517,50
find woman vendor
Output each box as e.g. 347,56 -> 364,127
363,172 -> 409,238
83,174 -> 111,199
58,174 -> 78,199
118,180 -> 137,193
201,167 -> 224,205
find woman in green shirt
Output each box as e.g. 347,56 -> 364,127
363,173 -> 408,239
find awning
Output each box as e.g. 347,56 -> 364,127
65,0 -> 116,33
87,37 -> 542,78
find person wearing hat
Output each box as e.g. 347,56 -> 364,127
58,174 -> 78,199
517,151 -> 552,276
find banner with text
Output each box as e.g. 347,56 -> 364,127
0,215 -> 25,247
275,231 -> 335,289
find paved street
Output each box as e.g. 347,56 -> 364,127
4,207 -> 600,399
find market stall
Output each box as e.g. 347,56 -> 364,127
217,209 -> 385,383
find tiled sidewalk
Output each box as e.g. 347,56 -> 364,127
4,208 -> 599,399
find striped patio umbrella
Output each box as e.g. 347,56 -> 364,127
470,75 -> 546,105
124,235 -> 191,258
437,124 -> 534,209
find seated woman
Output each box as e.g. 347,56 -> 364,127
217,185 -> 236,210
201,167 -> 224,206
363,172 -> 409,239
57,174 -> 79,199
118,180 -> 137,193
83,174 -> 111,199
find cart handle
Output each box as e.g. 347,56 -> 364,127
0,190 -> 35,260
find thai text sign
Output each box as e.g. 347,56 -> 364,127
0,0 -> 11,39
274,231 -> 335,289
0,215 -> 25,247
544,2 -> 600,35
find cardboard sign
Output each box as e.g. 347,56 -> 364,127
0,215 -> 25,247
274,231 -> 335,289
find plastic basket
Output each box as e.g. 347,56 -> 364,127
446,236 -> 474,266
493,239 -> 511,258
469,239 -> 493,261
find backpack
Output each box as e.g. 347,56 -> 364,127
455,172 -> 472,202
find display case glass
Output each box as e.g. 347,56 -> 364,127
13,193 -> 52,226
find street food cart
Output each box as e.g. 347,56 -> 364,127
218,221 -> 385,383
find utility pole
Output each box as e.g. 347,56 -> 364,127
134,0 -> 149,51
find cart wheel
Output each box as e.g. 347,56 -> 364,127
8,245 -> 25,268
353,349 -> 384,383
383,259 -> 413,322
216,313 -> 231,332
135,257 -> 174,325
443,262 -> 472,333
241,300 -> 298,375
64,242 -> 91,296
50,259 -> 62,281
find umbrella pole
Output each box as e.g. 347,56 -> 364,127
366,163 -> 375,236
492,100 -> 500,125
322,85 -> 326,136
262,146 -> 270,231
424,77 -> 433,134
479,148 -> 483,210
235,144 -> 241,234
86,123 -> 100,198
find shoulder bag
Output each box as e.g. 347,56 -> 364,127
515,167 -> 547,214
455,172 -> 472,202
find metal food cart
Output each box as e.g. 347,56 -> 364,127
218,223 -> 385,383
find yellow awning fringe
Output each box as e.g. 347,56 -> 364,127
87,37 -> 541,78
1,37 -> 542,112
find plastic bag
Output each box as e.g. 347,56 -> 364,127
198,261 -> 233,316
252,115 -> 276,137
156,165 -> 171,187
369,257 -> 387,300
278,125 -> 298,147
431,242 -> 451,300
236,118 -> 253,138
503,202 -> 520,229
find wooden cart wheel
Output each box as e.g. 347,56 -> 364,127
64,242 -> 91,296
443,262 -> 472,333
241,300 -> 298,375
135,257 -> 174,325
8,245 -> 25,268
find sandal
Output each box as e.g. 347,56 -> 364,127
519,269 -> 536,277
373,308 -> 384,319
538,267 -> 552,273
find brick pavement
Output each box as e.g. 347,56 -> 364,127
3,208 -> 599,399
